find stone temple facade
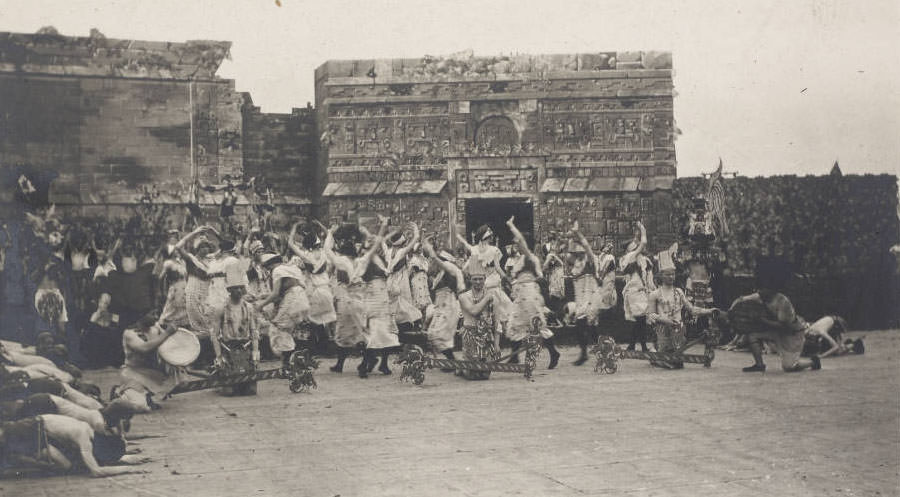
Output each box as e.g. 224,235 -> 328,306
316,51 -> 677,251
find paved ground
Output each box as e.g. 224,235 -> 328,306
2,330 -> 898,497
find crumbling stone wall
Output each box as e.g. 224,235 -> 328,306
0,31 -> 242,206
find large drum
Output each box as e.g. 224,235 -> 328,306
158,328 -> 201,367
727,299 -> 777,336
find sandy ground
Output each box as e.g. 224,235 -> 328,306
1,330 -> 897,497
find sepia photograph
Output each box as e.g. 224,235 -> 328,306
0,1 -> 897,495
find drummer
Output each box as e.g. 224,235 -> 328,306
120,312 -> 179,407
211,262 -> 260,396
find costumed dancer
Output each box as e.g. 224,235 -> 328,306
204,233 -> 240,324
174,227 -> 219,337
358,217 -> 394,377
456,225 -> 513,339
156,252 -> 189,331
211,263 -> 259,396
289,221 -> 338,351
541,238 -> 567,323
504,217 -> 559,369
320,224 -> 368,373
735,260 -> 822,373
646,268 -> 717,369
569,224 -> 599,365
458,262 -> 497,380
382,222 -> 423,334
408,242 -> 433,318
254,252 -> 310,370
421,236 -> 464,365
620,221 -> 655,352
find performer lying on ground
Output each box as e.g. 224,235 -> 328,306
0,367 -> 102,410
0,393 -> 145,435
803,315 -> 861,358
0,414 -> 148,477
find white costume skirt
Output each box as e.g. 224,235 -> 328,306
271,286 -> 311,341
427,288 -> 460,352
333,284 -> 367,348
306,284 -> 337,325
507,280 -> 545,342
364,278 -> 400,349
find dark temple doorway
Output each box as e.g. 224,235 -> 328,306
464,198 -> 534,249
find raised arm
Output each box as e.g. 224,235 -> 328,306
320,224 -> 338,265
572,225 -> 599,277
423,237 -> 457,274
633,221 -> 647,255
287,222 -> 303,257
392,222 -> 420,262
455,232 -> 474,255
174,227 -> 210,273
358,217 -> 388,268
506,216 -> 542,278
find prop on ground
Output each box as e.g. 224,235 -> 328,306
397,317 -> 545,385
593,327 -> 721,373
163,349 -> 318,398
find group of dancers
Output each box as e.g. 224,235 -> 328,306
147,214 -> 728,380
1,206 -> 867,478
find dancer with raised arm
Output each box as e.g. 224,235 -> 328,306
254,246 -> 310,371
422,236 -> 465,365
382,222 -> 422,335
289,221 -> 337,352
456,226 -> 513,340
358,217 -> 394,376
320,223 -> 369,373
505,216 -> 560,369
620,221 -> 655,352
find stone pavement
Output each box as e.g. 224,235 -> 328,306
2,331 -> 897,497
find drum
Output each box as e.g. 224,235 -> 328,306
727,298 -> 776,336
158,328 -> 201,366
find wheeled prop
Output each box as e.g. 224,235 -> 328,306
593,327 -> 721,373
163,348 -> 319,398
397,317 -> 545,385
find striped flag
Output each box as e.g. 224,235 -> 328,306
707,159 -> 729,237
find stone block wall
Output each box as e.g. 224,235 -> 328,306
241,97 -> 318,204
0,74 -> 242,204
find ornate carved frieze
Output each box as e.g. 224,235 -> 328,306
456,168 -> 537,195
